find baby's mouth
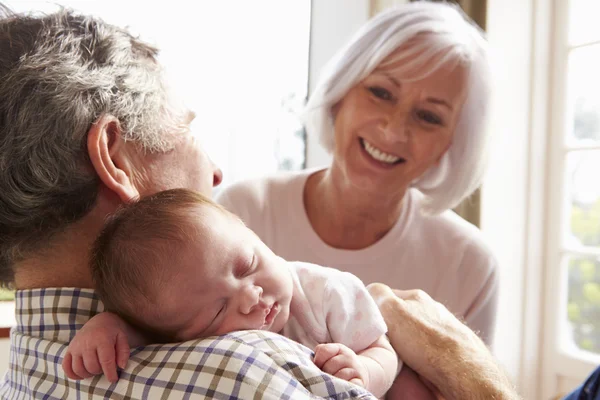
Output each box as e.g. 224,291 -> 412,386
264,302 -> 279,326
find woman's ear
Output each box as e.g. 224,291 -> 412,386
87,115 -> 139,203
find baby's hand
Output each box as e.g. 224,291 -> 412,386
313,343 -> 369,387
62,312 -> 130,383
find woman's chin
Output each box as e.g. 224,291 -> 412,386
332,158 -> 408,197
344,166 -> 398,192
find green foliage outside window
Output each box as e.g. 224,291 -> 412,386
568,199 -> 600,353
0,288 -> 14,301
567,93 -> 600,352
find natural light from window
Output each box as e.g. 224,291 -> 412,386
561,0 -> 600,359
6,0 -> 310,186
0,0 -> 311,326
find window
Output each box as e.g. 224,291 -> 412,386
546,0 -> 600,391
0,289 -> 14,331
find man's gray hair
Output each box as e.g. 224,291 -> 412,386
302,1 -> 492,215
0,5 -> 187,285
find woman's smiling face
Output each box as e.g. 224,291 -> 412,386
330,37 -> 469,197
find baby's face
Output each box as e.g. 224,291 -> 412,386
158,206 -> 294,341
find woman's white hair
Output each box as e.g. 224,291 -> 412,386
302,1 -> 492,215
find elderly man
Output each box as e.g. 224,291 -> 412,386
0,5 -> 375,399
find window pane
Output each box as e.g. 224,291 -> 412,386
0,289 -> 13,301
569,0 -> 600,45
568,151 -> 600,247
566,255 -> 600,354
567,44 -> 600,146
0,293 -> 15,327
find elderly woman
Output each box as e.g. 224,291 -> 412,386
217,2 -> 497,395
218,2 -> 497,348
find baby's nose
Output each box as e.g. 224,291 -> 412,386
240,285 -> 263,314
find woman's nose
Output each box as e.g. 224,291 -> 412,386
240,285 -> 263,315
382,111 -> 408,143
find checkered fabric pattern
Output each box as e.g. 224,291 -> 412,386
0,288 -> 375,399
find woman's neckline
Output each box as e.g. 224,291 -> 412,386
289,167 -> 413,260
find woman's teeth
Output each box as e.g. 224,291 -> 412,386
362,139 -> 402,164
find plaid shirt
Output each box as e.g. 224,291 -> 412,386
0,288 -> 375,399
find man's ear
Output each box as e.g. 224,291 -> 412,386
87,115 -> 139,202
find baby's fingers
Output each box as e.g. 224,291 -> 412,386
115,331 -> 130,370
335,367 -> 361,384
97,346 -> 119,383
82,348 -> 102,376
62,352 -> 80,380
349,377 -> 365,387
71,354 -> 93,380
313,343 -> 340,368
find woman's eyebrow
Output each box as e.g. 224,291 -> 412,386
383,74 -> 401,88
425,97 -> 453,110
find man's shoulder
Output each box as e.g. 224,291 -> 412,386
3,328 -> 375,399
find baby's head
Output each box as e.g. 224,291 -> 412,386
91,188 -> 293,342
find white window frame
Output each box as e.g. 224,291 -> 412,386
541,0 -> 600,398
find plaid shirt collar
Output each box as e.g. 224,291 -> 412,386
15,287 -> 103,344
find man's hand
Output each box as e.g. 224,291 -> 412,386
367,283 -> 520,400
62,312 -> 131,383
313,343 -> 369,388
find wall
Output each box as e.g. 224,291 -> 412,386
306,0 -> 370,168
482,0 -> 532,375
481,0 -> 551,398
370,0 -> 410,15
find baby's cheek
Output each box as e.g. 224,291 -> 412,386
273,309 -> 291,333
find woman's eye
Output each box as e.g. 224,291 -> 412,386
369,86 -> 393,101
416,110 -> 443,125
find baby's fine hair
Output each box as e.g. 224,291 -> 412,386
91,188 -> 231,340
